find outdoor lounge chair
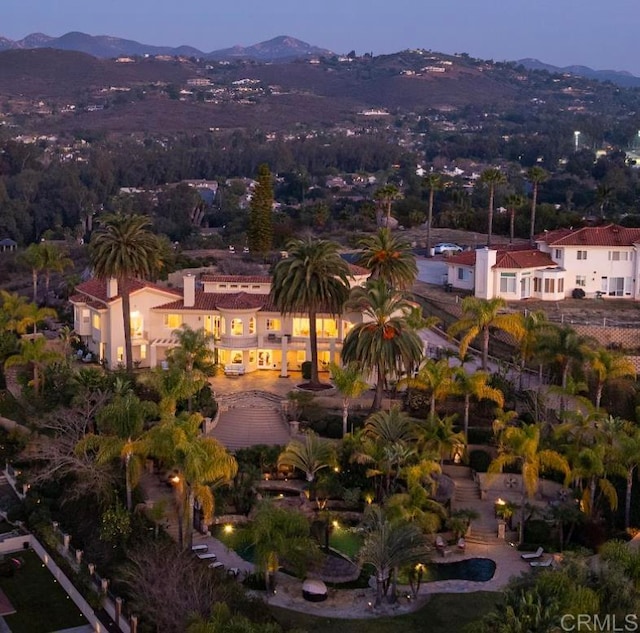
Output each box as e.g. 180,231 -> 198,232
435,535 -> 447,549
197,552 -> 217,561
521,547 -> 544,560
530,557 -> 553,568
457,537 -> 466,551
209,561 -> 224,570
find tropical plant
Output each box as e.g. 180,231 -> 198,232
373,184 -> 401,227
614,423 -> 640,528
329,362 -> 369,436
342,279 -> 423,410
479,168 -> 506,247
504,193 -> 525,245
416,413 -> 465,465
511,309 -> 549,390
19,242 -> 45,302
423,173 -> 443,256
4,336 -> 60,395
277,432 -> 336,485
147,413 -> 237,548
526,166 -> 548,245
140,365 -> 206,419
270,237 -> 350,386
489,423 -> 570,544
357,228 -> 418,289
90,213 -> 162,372
448,296 -> 523,371
452,368 -> 504,443
0,291 -> 31,333
358,506 -> 430,606
18,301 -> 56,335
402,358 -> 456,418
39,242 -> 73,299
589,347 -> 636,410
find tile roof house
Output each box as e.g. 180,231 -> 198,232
445,224 -> 640,301
70,270 -> 369,375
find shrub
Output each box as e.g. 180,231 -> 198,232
301,361 -> 312,380
524,519 -> 552,547
467,427 -> 494,445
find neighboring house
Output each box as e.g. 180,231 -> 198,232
0,238 -> 17,252
70,266 -> 370,375
446,224 -> 640,301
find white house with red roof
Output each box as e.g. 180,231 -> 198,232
445,224 -> 640,301
70,265 -> 370,375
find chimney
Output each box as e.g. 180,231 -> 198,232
184,274 -> 195,308
107,278 -> 118,299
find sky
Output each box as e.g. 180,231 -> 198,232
5,0 -> 640,75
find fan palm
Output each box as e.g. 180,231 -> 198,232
448,296 -> 523,371
342,279 -> 423,410
357,228 -> 417,290
270,237 -> 350,387
277,432 -> 336,484
479,168 -> 506,247
90,213 -> 162,372
527,167 -> 548,245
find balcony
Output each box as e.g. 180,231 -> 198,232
218,334 -> 258,348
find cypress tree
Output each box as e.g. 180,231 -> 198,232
247,163 -> 274,256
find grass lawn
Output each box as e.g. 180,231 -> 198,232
0,550 -> 88,633
270,591 -> 499,633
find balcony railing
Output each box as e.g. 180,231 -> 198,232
218,334 -> 258,348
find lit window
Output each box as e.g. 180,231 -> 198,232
92,313 -> 101,329
266,318 -> 281,331
231,319 -> 244,335
165,314 -> 182,329
117,346 -> 124,362
140,344 -> 147,360
249,317 -> 255,334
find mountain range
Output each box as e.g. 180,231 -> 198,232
517,58 -> 640,88
0,32 -> 332,62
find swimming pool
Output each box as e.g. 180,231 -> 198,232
424,557 -> 496,582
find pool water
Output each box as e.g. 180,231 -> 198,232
424,557 -> 496,582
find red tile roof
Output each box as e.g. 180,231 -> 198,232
201,275 -> 272,284
447,249 -> 557,269
347,263 -> 370,276
72,278 -> 180,305
155,291 -> 277,312
538,224 -> 640,247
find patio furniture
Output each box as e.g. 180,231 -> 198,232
435,535 -> 447,550
302,578 -> 328,602
209,561 -> 224,570
521,547 -> 544,560
197,553 -> 217,561
457,537 -> 466,551
530,557 -> 553,568
191,544 -> 208,553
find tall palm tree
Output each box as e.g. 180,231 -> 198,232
0,291 -> 32,333
511,309 -> 549,390
489,423 -> 570,544
342,279 -> 423,410
402,357 -> 456,418
504,193 -> 525,245
416,414 -> 465,465
19,243 -> 45,302
448,296 -> 523,371
19,302 -> 56,335
614,424 -> 640,529
270,237 -> 350,387
570,445 -> 620,520
277,432 -> 336,484
373,184 -> 401,227
479,168 -> 506,247
589,347 -> 636,410
453,368 -> 504,443
526,166 -> 548,245
357,228 -> 418,290
4,336 -> 60,395
147,413 -> 237,548
358,506 -> 430,606
329,362 -> 369,436
39,242 -> 73,300
423,173 -> 443,257
90,213 -> 162,372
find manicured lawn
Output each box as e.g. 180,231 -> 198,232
328,528 -> 363,560
270,591 -> 499,633
0,550 -> 88,633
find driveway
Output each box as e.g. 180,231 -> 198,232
416,257 -> 448,285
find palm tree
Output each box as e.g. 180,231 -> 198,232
357,228 -> 418,290
19,243 -> 45,302
19,302 -> 56,335
570,445 -> 620,520
511,309 -> 549,390
277,432 -> 336,485
248,502 -> 319,591
140,365 -> 205,419
526,167 -> 548,245
342,279 -> 423,410
423,173 -> 443,257
448,296 -> 523,371
479,168 -> 506,247
614,424 -> 640,529
90,213 -> 162,372
329,362 -> 369,436
0,291 -> 31,333
270,237 -> 350,387
402,358 -> 455,418
373,184 -> 401,227
39,242 -> 73,301
147,413 -> 237,549
358,506 -> 430,606
4,336 -> 60,395
489,423 -> 570,544
504,193 -> 525,245
589,347 -> 636,410
453,368 -> 504,443
416,414 -> 465,465
77,388 -> 154,511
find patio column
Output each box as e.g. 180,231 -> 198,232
280,336 -> 288,377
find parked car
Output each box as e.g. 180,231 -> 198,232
434,242 -> 463,255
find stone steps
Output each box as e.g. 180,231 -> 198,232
212,407 -> 290,452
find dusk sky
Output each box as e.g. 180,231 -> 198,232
5,0 -> 639,75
